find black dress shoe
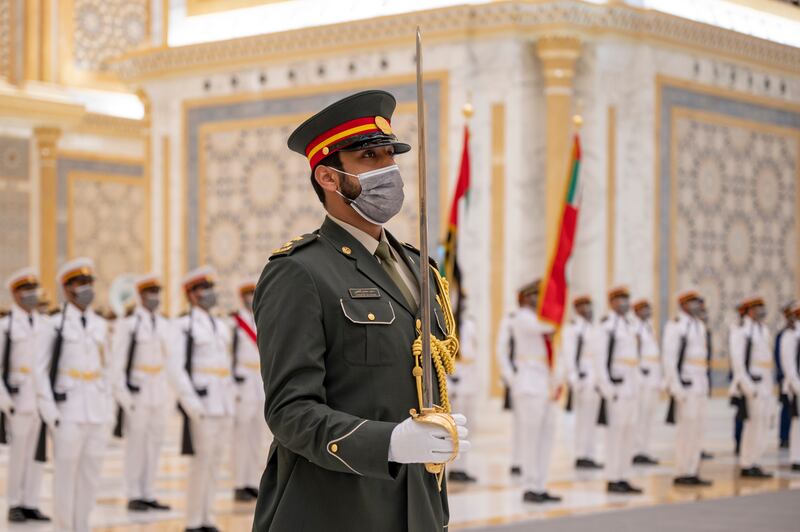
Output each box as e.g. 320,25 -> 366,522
185,528 -> 204,532
632,454 -> 649,464
127,499 -> 150,511
20,507 -> 50,521
674,476 -> 712,486
791,463 -> 800,472
522,491 -> 547,503
234,488 -> 255,501
245,486 -> 259,498
741,467 -> 773,479
144,499 -> 171,510
510,466 -> 522,476
203,527 -> 220,532
607,481 -> 624,493
448,470 -> 478,483
701,451 -> 714,460
620,481 -> 643,494
7,507 -> 26,522
543,492 -> 562,502
575,458 -> 592,469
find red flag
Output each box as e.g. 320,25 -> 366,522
443,126 -> 471,327
538,134 -> 582,327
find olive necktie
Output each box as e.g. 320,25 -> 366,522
374,241 -> 417,312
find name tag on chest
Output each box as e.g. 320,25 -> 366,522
348,288 -> 381,299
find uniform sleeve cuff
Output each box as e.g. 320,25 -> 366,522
327,419 -> 397,480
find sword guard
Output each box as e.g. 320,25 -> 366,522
409,406 -> 458,490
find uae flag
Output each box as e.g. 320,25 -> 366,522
443,125 -> 471,328
538,133 -> 582,327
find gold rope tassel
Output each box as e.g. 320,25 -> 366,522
410,265 -> 460,490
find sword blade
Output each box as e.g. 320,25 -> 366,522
416,27 -> 433,410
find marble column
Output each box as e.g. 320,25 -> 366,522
535,36 -> 581,253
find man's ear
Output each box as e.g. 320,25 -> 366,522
314,165 -> 340,194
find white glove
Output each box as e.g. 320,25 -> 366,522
0,394 -> 14,416
39,401 -> 60,429
388,413 -> 470,464
669,384 -> 687,401
181,395 -> 205,421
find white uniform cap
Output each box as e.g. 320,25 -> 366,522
182,265 -> 217,291
57,257 -> 95,285
6,267 -> 39,291
134,272 -> 162,291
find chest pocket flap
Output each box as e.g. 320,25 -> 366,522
340,299 -> 395,325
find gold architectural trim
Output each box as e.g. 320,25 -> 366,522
162,136 -> 172,315
57,150 -> 145,166
606,105 -> 616,289
41,0 -> 54,82
113,1 -> 800,82
162,0 -> 170,45
24,0 -> 40,80
35,126 -> 61,302
186,0 -> 288,17
0,87 -> 84,128
74,113 -> 147,139
656,75 -> 800,113
183,71 -> 450,277
490,103 -> 506,398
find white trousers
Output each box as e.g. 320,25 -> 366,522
740,393 -> 774,469
635,386 -> 660,457
233,400 -> 270,488
514,393 -> 557,492
674,393 -> 706,476
789,412 -> 800,465
53,421 -> 108,532
605,396 -> 637,482
511,395 -> 524,468
574,385 -> 600,461
187,416 -> 232,528
125,404 -> 167,500
449,392 -> 476,473
6,412 -> 44,508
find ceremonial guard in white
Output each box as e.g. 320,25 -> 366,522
779,303 -> 800,471
168,266 -> 235,532
662,291 -> 713,486
730,297 -> 776,478
34,258 -> 112,532
499,280 -> 561,503
595,286 -> 643,494
562,295 -> 603,469
230,280 -> 271,501
110,274 -> 172,511
632,299 -> 662,466
0,268 -> 49,523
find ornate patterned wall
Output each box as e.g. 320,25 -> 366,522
0,136 -> 30,308
658,80 -> 800,386
64,0 -> 149,85
185,77 -> 446,311
57,155 -> 147,309
0,0 -> 11,82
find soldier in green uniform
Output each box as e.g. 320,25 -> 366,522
252,90 -> 470,532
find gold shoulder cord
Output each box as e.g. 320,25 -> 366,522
410,265 -> 460,489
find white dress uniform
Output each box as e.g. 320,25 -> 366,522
501,307 -> 557,493
662,311 -> 708,477
169,306 -> 236,529
110,305 -> 171,503
634,315 -> 662,460
35,301 -> 112,532
779,322 -> 800,466
230,306 -> 270,491
595,312 -> 640,484
496,311 -> 523,470
448,315 -> 478,476
729,316 -> 776,470
561,315 -> 600,464
0,303 -> 45,511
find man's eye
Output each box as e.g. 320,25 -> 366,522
362,150 -> 375,158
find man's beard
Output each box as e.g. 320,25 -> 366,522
339,173 -> 361,202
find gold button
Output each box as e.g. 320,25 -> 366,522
341,246 -> 352,255
322,146 -> 330,155
368,313 -> 375,321
330,443 -> 338,453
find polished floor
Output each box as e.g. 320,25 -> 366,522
0,398 -> 797,531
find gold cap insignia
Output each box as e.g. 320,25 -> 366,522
375,116 -> 392,134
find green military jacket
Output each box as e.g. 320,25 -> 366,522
252,216 -> 450,532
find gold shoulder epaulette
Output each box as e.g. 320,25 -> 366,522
270,233 -> 319,259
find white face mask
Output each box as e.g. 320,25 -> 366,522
331,164 -> 405,225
